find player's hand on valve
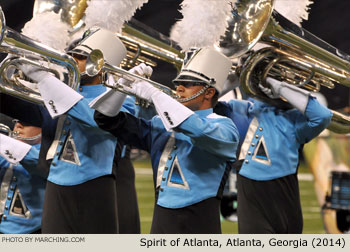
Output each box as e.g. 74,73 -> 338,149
258,77 -> 284,99
18,64 -> 51,83
118,63 -> 153,86
123,80 -> 160,103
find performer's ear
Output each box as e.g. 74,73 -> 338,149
204,87 -> 216,99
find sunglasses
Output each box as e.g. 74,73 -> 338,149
68,52 -> 87,61
74,54 -> 88,61
174,81 -> 205,88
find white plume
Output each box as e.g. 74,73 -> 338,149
85,0 -> 149,33
170,0 -> 235,51
21,12 -> 71,51
274,0 -> 314,25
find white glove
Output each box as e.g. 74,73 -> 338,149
259,83 -> 280,99
266,77 -> 310,113
129,63 -> 153,77
89,75 -> 127,116
89,88 -> 127,116
0,134 -> 31,164
123,80 -> 160,103
118,63 -> 153,86
123,79 -> 194,130
18,64 -> 51,83
90,65 -> 152,116
258,79 -> 282,99
152,91 -> 194,131
38,75 -> 83,118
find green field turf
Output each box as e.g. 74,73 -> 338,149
133,160 -> 325,234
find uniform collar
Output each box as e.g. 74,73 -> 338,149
78,84 -> 106,97
248,97 -> 268,107
194,108 -> 213,117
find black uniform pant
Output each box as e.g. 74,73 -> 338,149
116,156 -> 140,234
237,173 -> 303,234
41,175 -> 118,234
150,197 -> 221,234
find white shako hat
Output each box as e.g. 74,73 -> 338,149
68,27 -> 127,66
173,47 -> 232,94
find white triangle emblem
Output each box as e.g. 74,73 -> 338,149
252,136 -> 271,165
59,132 -> 81,165
9,188 -> 32,218
167,156 -> 190,190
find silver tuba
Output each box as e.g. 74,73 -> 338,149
218,0 -> 350,134
0,6 -> 80,104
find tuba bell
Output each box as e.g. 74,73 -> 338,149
218,0 -> 350,134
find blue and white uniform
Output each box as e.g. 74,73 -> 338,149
97,108 -> 238,207
44,84 -> 135,185
216,96 -> 332,233
0,144 -> 45,234
36,75 -> 135,234
95,107 -> 239,233
219,97 -> 332,180
45,84 -> 117,185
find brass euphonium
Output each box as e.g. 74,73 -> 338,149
0,123 -> 11,136
33,0 -> 184,70
32,0 -> 183,102
85,49 -> 178,101
0,6 -> 80,104
120,18 -> 184,71
83,18 -> 183,101
218,0 -> 350,134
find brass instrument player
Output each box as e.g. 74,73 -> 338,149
93,47 -> 239,233
0,119 -> 45,234
215,76 -> 333,233
18,28 -> 139,233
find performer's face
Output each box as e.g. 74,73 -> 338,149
72,53 -> 101,86
175,82 -> 208,111
72,54 -> 87,73
13,121 -> 41,139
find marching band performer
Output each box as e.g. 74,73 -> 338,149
93,47 -> 239,233
19,28 -> 138,233
0,120 -> 45,234
215,77 -> 333,233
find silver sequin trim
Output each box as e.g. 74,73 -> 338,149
156,133 -> 175,188
0,164 -> 13,216
239,117 -> 259,160
47,115 -> 67,160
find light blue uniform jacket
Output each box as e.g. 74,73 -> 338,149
103,108 -> 239,208
47,85 -> 135,186
0,144 -> 45,234
223,97 -> 332,180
